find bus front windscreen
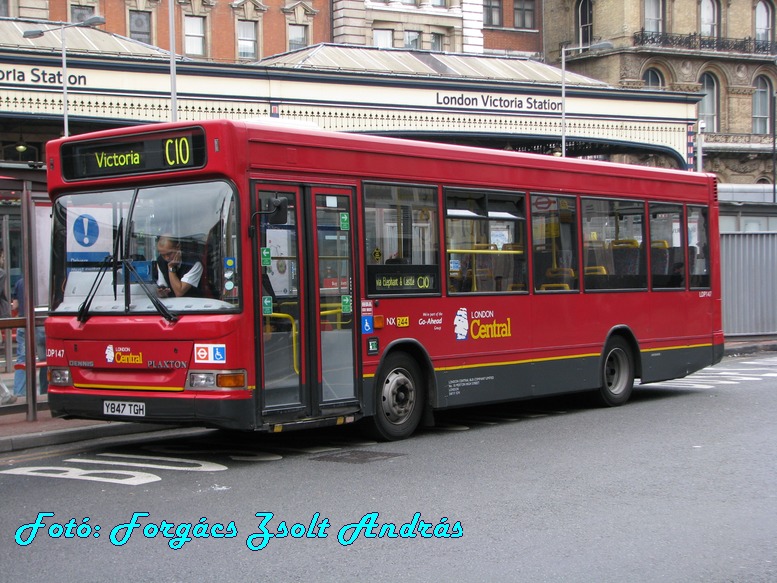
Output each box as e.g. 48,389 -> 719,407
50,180 -> 240,316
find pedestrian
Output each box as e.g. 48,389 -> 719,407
12,277 -> 47,398
0,248 -> 15,405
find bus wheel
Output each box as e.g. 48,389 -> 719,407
598,337 -> 634,407
369,353 -> 424,441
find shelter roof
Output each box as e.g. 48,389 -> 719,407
258,43 -> 609,87
0,17 -> 171,60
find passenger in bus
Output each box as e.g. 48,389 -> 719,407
155,235 -> 204,298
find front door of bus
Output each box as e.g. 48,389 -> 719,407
256,184 -> 358,420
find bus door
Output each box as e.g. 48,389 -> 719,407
256,184 -> 358,421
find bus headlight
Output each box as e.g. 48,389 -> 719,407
49,368 -> 72,386
187,370 -> 247,390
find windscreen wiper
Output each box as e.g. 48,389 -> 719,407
123,259 -> 177,323
76,256 -> 113,323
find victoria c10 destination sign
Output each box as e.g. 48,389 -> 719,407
61,127 -> 207,180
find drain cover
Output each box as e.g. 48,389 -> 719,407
313,450 -> 405,464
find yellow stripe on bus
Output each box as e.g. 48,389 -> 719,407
362,342 -> 715,379
74,383 -> 185,392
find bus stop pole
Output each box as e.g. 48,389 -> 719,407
21,179 -> 37,421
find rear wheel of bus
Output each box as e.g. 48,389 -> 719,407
367,352 -> 425,441
598,336 -> 634,407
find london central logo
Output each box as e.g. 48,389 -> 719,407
454,308 -> 469,341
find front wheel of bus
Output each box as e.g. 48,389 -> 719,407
598,337 -> 634,407
368,353 -> 425,441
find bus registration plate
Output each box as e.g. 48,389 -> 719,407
103,401 -> 145,417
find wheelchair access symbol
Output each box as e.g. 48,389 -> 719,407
194,344 -> 227,364
362,316 -> 374,334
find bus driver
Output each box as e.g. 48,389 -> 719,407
156,235 -> 204,298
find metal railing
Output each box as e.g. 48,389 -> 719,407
633,29 -> 777,56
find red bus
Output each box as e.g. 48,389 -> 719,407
45,119 -> 723,440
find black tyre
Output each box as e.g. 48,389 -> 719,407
597,337 -> 634,407
366,352 -> 425,441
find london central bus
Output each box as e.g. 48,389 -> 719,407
44,119 -> 723,440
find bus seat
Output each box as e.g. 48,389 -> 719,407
612,245 -> 640,275
650,246 -> 669,275
540,283 -> 570,291
651,240 -> 669,249
546,267 -> 575,278
500,244 -> 526,291
611,239 -> 639,248
585,265 -> 607,275
474,243 -> 496,291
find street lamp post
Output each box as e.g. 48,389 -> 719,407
561,40 -> 614,157
773,90 -> 776,203
696,119 -> 706,173
169,0 -> 178,122
22,16 -> 106,137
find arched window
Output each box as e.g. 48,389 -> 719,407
643,68 -> 664,89
645,0 -> 664,34
577,0 -> 592,46
699,73 -> 719,132
753,76 -> 772,134
756,1 -> 773,42
700,0 -> 719,37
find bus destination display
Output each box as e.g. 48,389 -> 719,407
61,128 -> 207,180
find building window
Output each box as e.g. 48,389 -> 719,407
401,0 -> 416,4
71,5 -> 95,22
373,29 -> 393,48
185,16 -> 206,56
645,0 -> 664,33
514,0 -> 535,29
484,0 -> 502,27
699,73 -> 718,132
404,30 -> 421,49
753,76 -> 772,134
289,24 -> 308,51
577,0 -> 592,46
431,0 -> 446,6
129,10 -> 152,44
756,1 -> 773,42
431,33 -> 444,51
237,20 -> 258,60
0,0 -> 8,17
643,68 -> 664,89
700,0 -> 719,37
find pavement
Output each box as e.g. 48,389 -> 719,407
0,337 -> 776,454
